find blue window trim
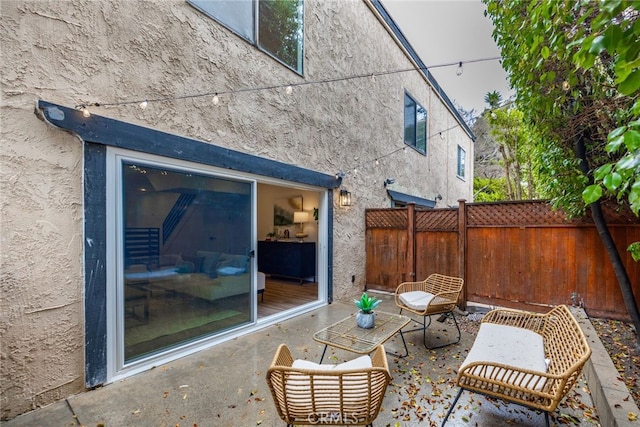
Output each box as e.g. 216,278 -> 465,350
37,100 -> 336,387
457,145 -> 466,179
404,91 -> 427,155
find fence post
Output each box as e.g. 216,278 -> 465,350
458,199 -> 467,310
407,203 -> 416,281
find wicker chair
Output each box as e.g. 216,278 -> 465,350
441,305 -> 592,427
266,344 -> 391,426
394,273 -> 464,349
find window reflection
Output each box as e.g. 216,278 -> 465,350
122,162 -> 252,362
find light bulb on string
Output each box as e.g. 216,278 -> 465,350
456,61 -> 463,76
370,74 -> 376,83
212,94 -> 219,105
375,159 -> 379,166
285,85 -> 293,95
81,106 -> 90,118
439,132 -> 445,140
139,100 -> 148,110
353,167 -> 358,175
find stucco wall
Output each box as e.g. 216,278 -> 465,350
0,0 -> 473,419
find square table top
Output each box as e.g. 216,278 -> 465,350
313,310 -> 410,355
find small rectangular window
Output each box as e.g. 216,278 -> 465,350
457,145 -> 466,178
189,0 -> 304,74
188,0 -> 254,42
258,0 -> 304,73
404,92 -> 427,154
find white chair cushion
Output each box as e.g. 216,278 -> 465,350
292,355 -> 372,371
460,323 -> 548,390
399,291 -> 435,311
287,356 -> 373,403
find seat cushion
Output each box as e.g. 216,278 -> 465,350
292,355 -> 372,371
399,291 -> 435,311
460,323 -> 548,390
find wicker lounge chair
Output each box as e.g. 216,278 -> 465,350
394,273 -> 464,349
441,304 -> 592,427
266,344 -> 391,426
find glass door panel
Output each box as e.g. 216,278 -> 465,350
121,162 -> 253,363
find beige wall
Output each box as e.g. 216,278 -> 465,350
0,0 -> 473,419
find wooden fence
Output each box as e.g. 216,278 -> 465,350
365,200 -> 640,320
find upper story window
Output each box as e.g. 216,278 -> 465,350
189,0 -> 304,74
457,145 -> 466,179
404,92 -> 427,154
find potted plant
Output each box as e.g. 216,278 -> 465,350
354,292 -> 381,329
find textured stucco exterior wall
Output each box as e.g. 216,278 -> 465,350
0,0 -> 473,419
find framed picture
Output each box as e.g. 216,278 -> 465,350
274,196 -> 303,226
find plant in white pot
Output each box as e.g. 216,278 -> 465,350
354,293 -> 381,329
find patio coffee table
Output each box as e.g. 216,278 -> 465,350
313,310 -> 411,362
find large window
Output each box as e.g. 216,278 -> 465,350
404,92 -> 427,154
457,145 -> 466,179
119,160 -> 254,364
189,0 -> 304,74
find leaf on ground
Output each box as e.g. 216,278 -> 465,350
629,412 -> 638,421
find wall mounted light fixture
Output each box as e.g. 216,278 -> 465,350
383,178 -> 395,188
339,189 -> 352,207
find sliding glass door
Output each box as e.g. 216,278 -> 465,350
119,159 -> 253,363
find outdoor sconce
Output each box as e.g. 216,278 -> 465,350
383,178 -> 395,188
339,189 -> 352,207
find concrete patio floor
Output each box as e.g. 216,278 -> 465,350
5,292 -> 612,427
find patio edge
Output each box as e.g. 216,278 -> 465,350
571,307 -> 639,427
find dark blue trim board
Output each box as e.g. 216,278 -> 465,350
37,100 -> 339,387
37,101 -> 340,189
84,143 -> 108,387
387,189 -> 436,208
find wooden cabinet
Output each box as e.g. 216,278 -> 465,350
258,241 -> 316,283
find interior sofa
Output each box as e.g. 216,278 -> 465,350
125,251 -> 254,303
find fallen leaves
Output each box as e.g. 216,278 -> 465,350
591,317 -> 640,408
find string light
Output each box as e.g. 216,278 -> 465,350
69,57 -> 490,184
335,120 -> 478,183
456,61 -> 463,76
73,56 -> 500,112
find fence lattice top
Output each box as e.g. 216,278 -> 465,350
366,209 -> 407,229
366,200 -> 638,230
467,200 -> 639,227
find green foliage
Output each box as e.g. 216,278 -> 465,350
474,177 -> 508,202
354,293 -> 381,314
484,0 -> 639,253
484,91 -> 503,109
629,242 -> 640,261
485,106 -> 545,200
